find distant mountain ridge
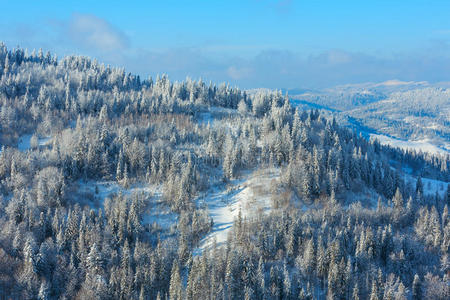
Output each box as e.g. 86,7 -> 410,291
286,80 -> 450,155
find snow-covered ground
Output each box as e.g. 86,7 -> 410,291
195,168 -> 279,254
74,167 -> 282,254
197,106 -> 237,125
403,174 -> 448,198
370,133 -> 449,156
75,181 -> 177,231
18,134 -> 52,151
389,165 -> 448,198
198,112 -> 214,125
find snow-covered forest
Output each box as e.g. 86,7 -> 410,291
0,43 -> 449,299
291,81 -> 450,154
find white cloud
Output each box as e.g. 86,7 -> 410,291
4,14 -> 450,89
325,50 -> 352,65
118,45 -> 450,89
67,13 -> 129,52
226,66 -> 253,80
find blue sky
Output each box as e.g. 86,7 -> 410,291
2,0 -> 450,89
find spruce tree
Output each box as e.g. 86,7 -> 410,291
412,274 -> 422,300
169,263 -> 182,300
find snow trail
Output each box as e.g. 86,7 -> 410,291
195,168 -> 279,254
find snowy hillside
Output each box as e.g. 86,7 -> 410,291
370,134 -> 450,156
290,80 -> 450,155
195,168 -> 279,253
0,44 -> 449,299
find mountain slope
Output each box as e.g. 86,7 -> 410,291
290,81 -> 450,155
0,44 -> 449,299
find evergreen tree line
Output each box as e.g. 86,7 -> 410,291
0,43 -> 448,299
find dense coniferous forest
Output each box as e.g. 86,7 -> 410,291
0,43 -> 449,299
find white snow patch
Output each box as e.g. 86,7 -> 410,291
195,168 -> 279,254
142,189 -> 177,231
403,175 -> 448,198
376,79 -> 427,87
390,165 -> 448,197
197,106 -> 237,125
75,181 -> 177,231
198,112 -> 214,125
370,133 -> 449,156
76,181 -> 123,206
345,189 -> 381,209
18,134 -> 52,151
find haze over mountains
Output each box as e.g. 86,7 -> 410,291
289,80 -> 450,155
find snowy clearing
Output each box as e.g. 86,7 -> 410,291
195,168 -> 279,254
197,106 -> 237,125
370,133 -> 449,156
75,181 -> 176,231
18,134 -> 52,151
403,174 -> 448,198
